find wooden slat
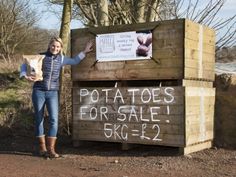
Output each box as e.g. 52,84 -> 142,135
73,129 -> 185,147
74,96 -> 184,105
185,87 -> 215,96
73,104 -> 184,116
186,131 -> 213,145
73,114 -> 184,124
185,96 -> 215,106
179,141 -> 212,155
185,49 -> 215,63
72,67 -> 183,81
185,114 -> 214,125
185,59 -> 214,71
73,121 -> 184,134
184,68 -> 215,81
73,86 -> 184,104
185,39 -> 215,54
186,122 -> 214,134
185,30 -> 215,46
182,80 -> 213,87
185,19 -> 215,37
152,48 -> 183,58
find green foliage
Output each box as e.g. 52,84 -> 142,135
0,69 -> 34,132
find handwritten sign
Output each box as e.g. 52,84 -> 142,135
73,87 -> 182,143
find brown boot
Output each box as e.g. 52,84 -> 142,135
37,135 -> 47,157
46,137 -> 60,158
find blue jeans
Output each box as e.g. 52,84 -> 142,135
32,89 -> 59,137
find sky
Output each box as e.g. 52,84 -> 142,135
31,0 -> 235,30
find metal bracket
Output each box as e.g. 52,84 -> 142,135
150,57 -> 161,64
90,60 -> 98,68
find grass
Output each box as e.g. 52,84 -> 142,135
0,58 -> 72,136
0,59 -> 34,132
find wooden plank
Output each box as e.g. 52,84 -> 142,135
71,21 -> 157,37
72,67 -> 183,81
185,31 -> 215,46
125,58 -> 183,69
185,121 -> 214,134
72,55 -> 183,70
185,19 -> 215,37
185,114 -> 214,125
185,87 -> 215,97
73,104 -> 185,117
73,114 -> 184,124
185,59 -> 214,70
185,39 -> 215,54
185,96 -> 215,106
182,80 -> 213,87
73,121 -> 184,134
73,129 -> 185,147
73,96 -> 184,106
185,49 -> 215,62
185,105 -> 215,115
152,21 -> 184,41
179,141 -> 212,155
184,67 -> 215,81
72,86 -> 184,104
186,131 -> 213,145
152,48 -> 183,58
152,37 -> 183,49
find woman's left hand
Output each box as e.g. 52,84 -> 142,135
83,40 -> 94,54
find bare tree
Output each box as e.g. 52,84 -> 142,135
60,0 -> 73,54
48,0 -> 235,48
0,0 -> 38,61
50,0 -> 164,26
97,0 -> 109,26
165,0 -> 235,48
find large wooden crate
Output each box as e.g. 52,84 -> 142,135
71,19 -> 215,81
71,19 -> 216,154
72,80 -> 215,154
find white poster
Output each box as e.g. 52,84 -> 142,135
96,31 -> 152,62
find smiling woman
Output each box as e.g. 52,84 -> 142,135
19,36 -> 93,158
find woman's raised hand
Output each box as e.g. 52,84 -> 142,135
83,40 -> 94,54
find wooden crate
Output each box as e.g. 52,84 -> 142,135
71,19 -> 215,81
71,19 -> 215,154
72,80 -> 215,154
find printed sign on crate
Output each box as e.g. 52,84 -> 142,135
96,31 -> 152,61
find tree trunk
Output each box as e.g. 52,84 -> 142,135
59,0 -> 74,135
146,0 -> 160,22
134,0 -> 146,23
59,0 -> 73,103
97,0 -> 109,26
60,0 -> 73,54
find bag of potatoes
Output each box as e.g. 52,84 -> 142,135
23,55 -> 45,81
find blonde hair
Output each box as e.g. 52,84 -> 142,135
48,37 -> 64,55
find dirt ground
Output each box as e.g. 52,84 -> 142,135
0,134 -> 235,177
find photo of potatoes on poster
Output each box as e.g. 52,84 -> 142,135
96,31 -> 152,62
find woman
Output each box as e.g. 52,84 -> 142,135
20,37 -> 93,158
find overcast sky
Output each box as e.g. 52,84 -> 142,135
31,0 -> 235,30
